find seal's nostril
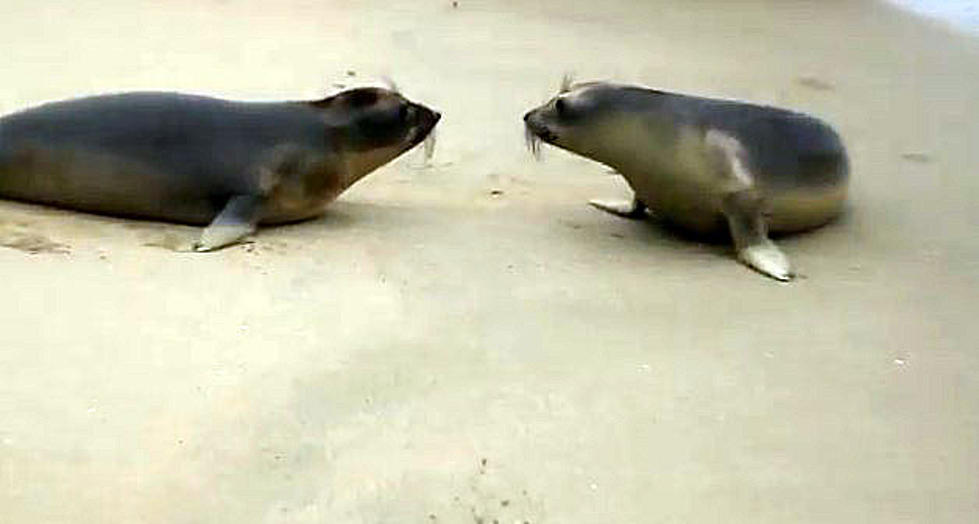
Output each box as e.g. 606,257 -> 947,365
523,112 -> 531,122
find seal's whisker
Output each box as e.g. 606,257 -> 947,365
381,76 -> 401,94
423,125 -> 437,161
559,73 -> 575,94
525,124 -> 542,160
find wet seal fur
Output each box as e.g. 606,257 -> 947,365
0,86 -> 440,251
524,79 -> 849,281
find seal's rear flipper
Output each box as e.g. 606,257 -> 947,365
589,197 -> 647,219
722,190 -> 793,281
194,195 -> 265,252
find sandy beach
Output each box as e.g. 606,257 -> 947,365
1,0 -> 977,522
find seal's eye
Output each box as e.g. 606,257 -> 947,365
398,104 -> 410,122
555,98 -> 568,117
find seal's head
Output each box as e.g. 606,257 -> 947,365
310,86 -> 441,174
523,80 -> 661,164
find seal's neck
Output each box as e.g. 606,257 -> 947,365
339,144 -> 407,187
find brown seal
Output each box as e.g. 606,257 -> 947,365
525,80 -> 848,281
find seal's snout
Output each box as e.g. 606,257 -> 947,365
411,103 -> 440,160
523,110 -> 556,144
523,109 -> 541,134
523,108 -> 548,160
428,110 -> 442,130
414,103 -> 441,132
522,108 -> 547,132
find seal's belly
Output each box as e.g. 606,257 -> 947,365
0,145 -> 221,224
617,126 -> 727,234
623,155 -> 727,235
640,180 -> 723,234
624,168 -> 847,236
260,189 -> 340,225
766,183 -> 847,233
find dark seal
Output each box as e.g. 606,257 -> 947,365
0,87 -> 440,250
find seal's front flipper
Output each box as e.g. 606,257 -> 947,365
738,241 -> 792,282
708,129 -> 792,281
589,197 -> 647,219
722,191 -> 793,281
194,195 -> 265,252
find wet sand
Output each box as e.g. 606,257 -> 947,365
1,1 -> 977,522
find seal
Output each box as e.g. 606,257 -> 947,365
523,79 -> 849,281
0,86 -> 440,251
